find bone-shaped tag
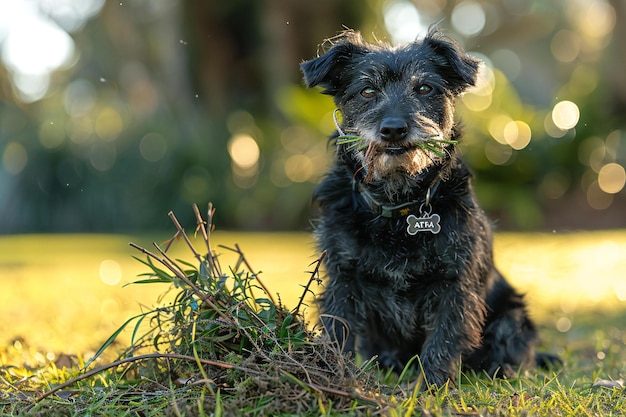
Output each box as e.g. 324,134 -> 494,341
406,213 -> 441,235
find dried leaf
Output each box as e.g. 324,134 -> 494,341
593,378 -> 624,389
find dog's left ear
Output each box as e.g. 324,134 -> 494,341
423,29 -> 481,94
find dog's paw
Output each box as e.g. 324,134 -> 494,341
376,351 -> 403,371
422,367 -> 451,388
536,352 -> 564,370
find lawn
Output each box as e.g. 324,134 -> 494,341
1,225 -> 626,415
0,231 -> 318,360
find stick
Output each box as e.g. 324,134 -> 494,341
293,251 -> 326,316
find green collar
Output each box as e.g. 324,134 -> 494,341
356,179 -> 441,218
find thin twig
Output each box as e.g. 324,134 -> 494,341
193,203 -> 221,279
152,242 -> 187,279
279,370 -> 381,407
160,230 -> 180,254
192,203 -> 214,275
293,251 -> 326,316
27,353 -> 260,411
219,243 -> 278,307
168,211 -> 205,268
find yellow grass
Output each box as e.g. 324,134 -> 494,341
0,232 -> 316,362
1,230 -> 626,365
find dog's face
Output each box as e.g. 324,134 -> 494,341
301,30 -> 480,182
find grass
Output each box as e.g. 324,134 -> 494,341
1,205 -> 626,415
336,134 -> 458,157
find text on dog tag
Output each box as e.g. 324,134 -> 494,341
406,213 -> 441,235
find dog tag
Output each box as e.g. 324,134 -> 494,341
406,213 -> 441,235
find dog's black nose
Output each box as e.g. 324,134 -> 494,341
380,118 -> 409,142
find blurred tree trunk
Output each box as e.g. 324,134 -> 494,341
607,0 -> 626,118
181,0 -> 365,121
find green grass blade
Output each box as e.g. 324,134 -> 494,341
84,311 -> 152,368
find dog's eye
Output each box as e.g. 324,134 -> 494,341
418,84 -> 433,95
360,87 -> 376,99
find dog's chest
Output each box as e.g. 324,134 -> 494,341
354,221 -> 460,288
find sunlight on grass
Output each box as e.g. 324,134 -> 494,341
0,232 -> 315,363
1,230 -> 626,365
494,231 -> 626,317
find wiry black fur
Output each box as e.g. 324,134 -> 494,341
301,29 -> 545,386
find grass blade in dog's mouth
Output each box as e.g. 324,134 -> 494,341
336,134 -> 367,151
415,137 -> 458,157
337,134 -> 458,157
336,134 -> 363,144
385,137 -> 458,156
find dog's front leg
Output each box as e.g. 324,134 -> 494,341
419,282 -> 486,386
319,272 -> 359,354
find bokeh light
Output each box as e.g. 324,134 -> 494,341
578,136 -> 606,171
95,107 -> 124,141
551,30 -> 581,63
544,112 -> 568,139
488,114 -> 513,145
2,142 -> 28,175
491,49 -> 521,81
38,0 -> 105,33
99,259 -> 122,286
139,133 -> 168,162
484,141 -> 512,166
597,163 -> 626,194
228,134 -> 260,170
568,0 -> 616,41
284,154 -> 314,183
383,0 -> 427,44
503,120 -> 532,150
556,316 -> 572,333
462,64 -> 494,112
451,1 -> 486,37
2,17 -> 74,73
586,180 -> 613,210
0,0 -> 104,102
551,100 -> 580,130
228,133 -> 260,189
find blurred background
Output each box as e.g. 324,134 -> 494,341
1,0 -> 625,233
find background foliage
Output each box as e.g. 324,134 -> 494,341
1,0 -> 625,232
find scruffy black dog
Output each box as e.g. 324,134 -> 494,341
301,29 -> 543,386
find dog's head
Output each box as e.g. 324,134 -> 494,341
301,29 -> 480,182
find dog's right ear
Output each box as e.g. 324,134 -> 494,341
300,33 -> 368,95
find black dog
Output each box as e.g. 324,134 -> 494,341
301,29 -> 545,386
